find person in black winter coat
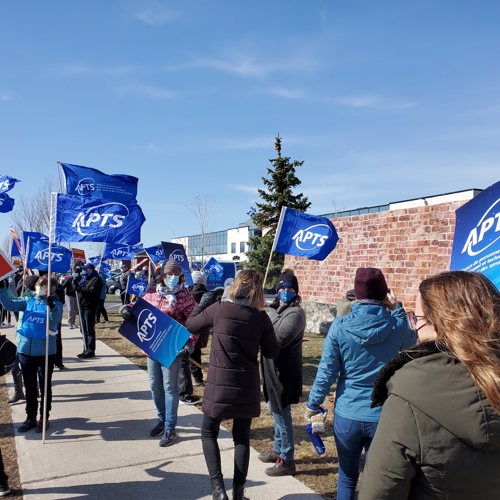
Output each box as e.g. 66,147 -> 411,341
62,271 -> 79,329
74,263 -> 102,359
186,269 -> 279,500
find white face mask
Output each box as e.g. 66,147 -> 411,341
36,286 -> 48,297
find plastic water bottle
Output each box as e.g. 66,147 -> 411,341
306,422 -> 326,455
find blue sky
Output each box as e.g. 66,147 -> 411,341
1,0 -> 499,247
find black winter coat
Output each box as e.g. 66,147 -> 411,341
186,301 -> 280,419
262,301 -> 306,411
75,272 -> 103,309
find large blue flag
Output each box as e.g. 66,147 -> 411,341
0,193 -> 15,213
60,162 -> 138,202
161,241 -> 193,286
126,275 -> 148,297
23,231 -> 48,253
118,297 -> 190,368
0,176 -> 20,194
52,193 -> 145,244
103,243 -> 143,260
26,238 -> 72,273
273,207 -> 339,261
144,244 -> 165,264
450,181 -> 500,289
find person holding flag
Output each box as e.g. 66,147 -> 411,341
0,275 -> 63,433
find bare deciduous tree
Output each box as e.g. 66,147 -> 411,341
187,195 -> 217,267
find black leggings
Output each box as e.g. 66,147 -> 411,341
201,414 -> 252,485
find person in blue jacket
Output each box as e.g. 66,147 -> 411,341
0,275 -> 63,433
306,267 -> 416,500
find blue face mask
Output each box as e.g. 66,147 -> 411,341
278,289 -> 296,304
165,275 -> 180,289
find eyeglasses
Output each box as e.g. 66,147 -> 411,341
406,311 -> 427,331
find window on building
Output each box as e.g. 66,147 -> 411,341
240,241 -> 245,252
187,230 -> 228,257
231,242 -> 236,253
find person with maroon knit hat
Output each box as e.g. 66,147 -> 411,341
307,267 -> 416,500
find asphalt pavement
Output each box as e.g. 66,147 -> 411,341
4,321 -> 321,500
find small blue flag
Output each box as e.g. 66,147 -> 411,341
0,176 -> 21,194
88,256 -> 102,266
204,257 -> 236,290
26,238 -> 72,273
161,241 -> 193,286
144,244 -> 165,264
273,207 -> 339,261
60,162 -> 138,202
0,193 -> 15,213
101,261 -> 112,278
103,243 -> 144,260
126,276 -> 148,297
11,238 -> 21,258
52,193 -> 145,244
23,231 -> 48,253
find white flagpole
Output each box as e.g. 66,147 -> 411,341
263,206 -> 287,287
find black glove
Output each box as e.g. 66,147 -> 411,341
0,280 -> 5,289
179,343 -> 193,360
46,295 -> 56,310
119,305 -> 135,322
198,291 -> 216,311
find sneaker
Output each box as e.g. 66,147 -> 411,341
35,419 -> 50,433
56,364 -> 66,371
69,324 -> 76,329
18,419 -> 36,433
0,481 -> 10,496
258,449 -> 280,463
80,351 -> 95,359
150,422 -> 165,437
179,395 -> 200,405
265,457 -> 296,477
159,429 -> 177,447
193,379 -> 204,387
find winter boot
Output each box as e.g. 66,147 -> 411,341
9,371 -> 24,404
210,477 -> 229,500
232,482 -> 249,500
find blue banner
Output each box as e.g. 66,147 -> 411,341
126,276 -> 148,297
101,261 -> 112,278
203,257 -> 236,290
0,175 -> 20,194
273,207 -> 339,261
88,256 -> 101,266
118,297 -> 190,368
23,231 -> 48,253
161,241 -> 193,286
26,238 -> 72,273
103,243 -> 144,260
0,193 -> 15,213
60,162 -> 138,202
144,244 -> 165,264
53,194 -> 145,244
11,238 -> 21,258
450,181 -> 500,289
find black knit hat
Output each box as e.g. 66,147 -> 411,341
354,267 -> 388,301
276,271 -> 299,294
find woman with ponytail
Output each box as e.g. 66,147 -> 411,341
360,271 -> 500,500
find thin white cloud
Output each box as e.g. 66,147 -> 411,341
269,87 -> 307,99
53,64 -> 135,77
116,83 -> 176,99
0,90 -> 13,101
334,95 -> 418,110
135,6 -> 179,26
227,184 -> 259,194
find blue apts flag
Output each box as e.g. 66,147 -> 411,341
52,193 -> 145,244
126,276 -> 148,297
273,207 -> 339,261
203,257 -> 236,290
118,297 -> 190,368
26,238 -> 72,273
60,162 -> 138,202
0,176 -> 21,194
103,243 -> 144,260
0,193 -> 15,213
450,181 -> 500,289
22,231 -> 48,253
144,244 -> 165,264
161,241 -> 193,286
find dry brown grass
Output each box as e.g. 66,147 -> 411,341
97,312 -> 340,498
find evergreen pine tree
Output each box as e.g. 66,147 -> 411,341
246,135 -> 310,287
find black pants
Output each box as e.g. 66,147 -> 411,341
19,353 -> 55,422
201,414 -> 252,485
96,299 -> 108,322
55,323 -> 63,367
81,308 -> 97,353
190,346 -> 203,382
0,448 -> 7,484
178,357 -> 193,398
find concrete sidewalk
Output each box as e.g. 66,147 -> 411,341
5,324 -> 322,500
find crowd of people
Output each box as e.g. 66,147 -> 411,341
0,261 -> 499,499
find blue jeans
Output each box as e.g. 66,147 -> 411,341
147,355 -> 182,432
269,403 -> 294,461
333,414 -> 378,500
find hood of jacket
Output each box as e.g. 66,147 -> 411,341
388,350 -> 500,451
341,302 -> 398,346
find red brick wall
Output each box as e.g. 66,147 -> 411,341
285,201 -> 466,310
